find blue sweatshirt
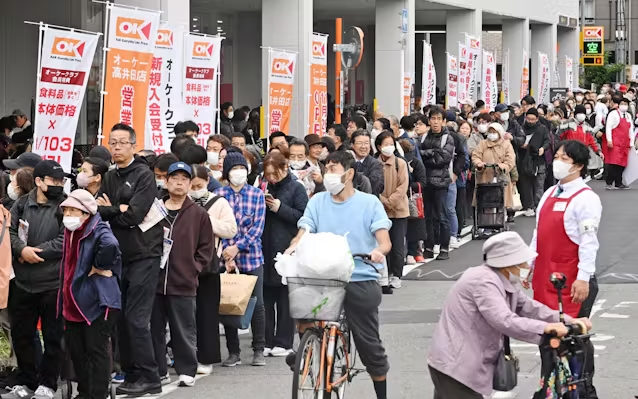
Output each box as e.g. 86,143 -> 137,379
298,191 -> 392,282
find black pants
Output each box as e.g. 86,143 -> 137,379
8,282 -> 63,391
224,266 -> 266,355
424,186 -> 450,251
429,366 -> 482,399
151,295 -> 197,377
66,312 -> 117,399
518,173 -> 545,211
196,273 -> 221,365
264,285 -> 294,350
456,186 -> 466,230
605,164 -> 625,187
119,257 -> 161,383
387,218 -> 408,278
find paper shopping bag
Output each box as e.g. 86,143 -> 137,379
219,271 -> 258,316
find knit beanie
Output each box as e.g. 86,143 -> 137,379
574,104 -> 587,116
222,148 -> 248,180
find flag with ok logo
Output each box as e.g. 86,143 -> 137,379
267,50 -> 297,136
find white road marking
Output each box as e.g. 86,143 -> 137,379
589,299 -> 606,318
599,313 -> 630,318
590,333 -> 615,342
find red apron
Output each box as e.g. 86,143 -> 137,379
601,110 -> 630,167
532,186 -> 591,318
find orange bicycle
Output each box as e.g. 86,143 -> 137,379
290,254 -> 376,399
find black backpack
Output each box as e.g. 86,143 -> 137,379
202,195 -> 224,274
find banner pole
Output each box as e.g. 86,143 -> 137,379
32,22 -> 46,143
97,2 -> 111,144
217,46 -> 221,136
265,47 -> 272,150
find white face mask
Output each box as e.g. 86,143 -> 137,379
487,133 -> 499,142
620,105 -> 629,113
63,216 -> 83,232
319,148 -> 329,161
576,114 -> 587,123
478,124 -> 488,134
7,183 -> 19,201
510,266 -> 530,285
156,179 -> 165,189
189,188 -> 208,200
289,160 -> 306,170
500,112 -> 510,122
324,172 -> 346,195
576,95 -> 584,102
407,131 -> 417,139
9,174 -> 15,183
207,151 -> 220,166
381,146 -> 395,156
586,108 -> 592,115
227,111 -> 235,120
212,170 -> 223,180
553,160 -> 577,181
371,128 -> 381,137
229,168 -> 248,186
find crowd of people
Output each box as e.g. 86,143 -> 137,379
0,84 -> 629,399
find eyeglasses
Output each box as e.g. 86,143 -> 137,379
353,141 -> 370,147
108,141 -> 133,148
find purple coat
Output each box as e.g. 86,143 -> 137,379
428,265 -> 567,396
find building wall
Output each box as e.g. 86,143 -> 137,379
592,0 -> 638,64
428,0 -> 578,24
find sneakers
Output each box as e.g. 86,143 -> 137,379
617,184 -> 630,189
389,276 -> 402,289
263,347 -> 272,357
424,249 -> 435,259
111,372 -> 125,384
414,255 -> 425,262
178,375 -> 195,387
222,353 -> 242,367
449,237 -> 460,249
269,347 -> 291,357
32,386 -> 54,399
1,385 -> 33,399
433,245 -> 441,254
406,255 -> 416,265
252,351 -> 266,366
196,363 -> 213,375
524,209 -> 535,217
436,250 -> 450,261
605,184 -> 616,190
160,373 -> 171,386
382,285 -> 394,295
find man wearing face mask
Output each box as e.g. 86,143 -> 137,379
557,105 -> 604,163
286,150 -> 392,399
219,102 -> 235,138
603,96 -> 635,189
518,108 -> 549,217
494,104 -> 525,149
527,140 -> 602,399
206,135 -> 230,182
288,138 -> 325,197
8,160 -> 70,399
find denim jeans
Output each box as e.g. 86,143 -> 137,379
424,186 -> 451,251
446,182 -> 458,237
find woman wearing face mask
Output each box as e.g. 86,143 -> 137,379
206,135 -> 230,181
58,189 -> 121,399
260,152 -> 308,357
375,131 -> 410,289
77,157 -> 108,198
557,105 -> 604,171
584,101 -> 597,128
188,165 -> 237,374
472,123 -> 517,222
4,167 -> 34,209
371,118 -> 391,154
602,96 -> 635,189
428,231 -> 588,399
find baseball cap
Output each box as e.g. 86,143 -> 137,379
33,160 -> 73,180
494,104 -> 509,113
459,99 -> 475,108
3,152 -> 42,170
167,162 -> 192,178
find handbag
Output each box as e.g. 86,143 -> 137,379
220,296 -> 257,330
219,269 -> 258,316
493,336 -> 519,391
408,183 -> 425,219
511,187 -> 523,211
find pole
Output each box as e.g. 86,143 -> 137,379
580,0 -> 585,78
335,18 -> 342,124
97,3 -> 112,144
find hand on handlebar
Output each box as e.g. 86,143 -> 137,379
369,250 -> 385,264
575,317 -> 593,331
544,322 -> 569,337
475,161 -> 485,169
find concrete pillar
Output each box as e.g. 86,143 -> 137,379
234,12 -> 261,108
530,23 -> 557,101
557,27 -> 580,89
375,0 -> 414,117
502,18 -> 530,103
262,0 -> 312,138
116,0 -> 188,25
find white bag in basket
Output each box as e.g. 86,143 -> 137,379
295,232 -> 354,281
274,252 -> 298,285
288,285 -> 345,320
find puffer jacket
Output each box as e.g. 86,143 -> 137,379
58,213 -> 122,324
420,128 -> 455,188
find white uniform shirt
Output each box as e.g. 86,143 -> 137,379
605,108 -> 635,146
530,177 -> 602,282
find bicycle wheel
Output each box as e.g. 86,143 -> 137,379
292,330 -> 323,399
330,331 -> 350,399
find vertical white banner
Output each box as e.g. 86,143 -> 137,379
502,49 -> 510,105
421,42 -> 437,106
183,34 -> 222,147
267,50 -> 297,134
537,52 -> 551,105
145,23 -> 184,154
465,34 -> 481,102
458,43 -> 468,104
403,72 -> 412,116
521,49 -> 529,98
33,27 -> 99,172
446,53 -> 458,108
565,56 -> 574,89
308,34 -> 328,135
481,50 -> 497,111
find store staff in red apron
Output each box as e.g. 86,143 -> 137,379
603,95 -> 635,189
527,140 -> 602,399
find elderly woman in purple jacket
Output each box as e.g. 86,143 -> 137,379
427,231 -> 592,398
58,189 -> 121,399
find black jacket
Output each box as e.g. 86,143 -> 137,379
354,172 -> 372,194
219,117 -> 234,138
520,122 -> 550,175
449,131 -> 468,178
420,128 -> 455,188
503,119 -> 526,151
354,155 -> 384,196
10,189 -> 66,293
262,174 -> 308,286
98,156 -> 163,262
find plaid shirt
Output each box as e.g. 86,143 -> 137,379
215,184 -> 266,272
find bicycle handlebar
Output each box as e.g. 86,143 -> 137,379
352,253 -> 382,275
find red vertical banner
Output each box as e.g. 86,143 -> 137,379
267,50 -> 296,135
308,34 -> 328,136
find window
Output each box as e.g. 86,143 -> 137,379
584,0 -> 595,22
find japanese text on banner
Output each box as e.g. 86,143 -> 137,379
268,50 -> 296,135
102,6 -> 160,149
34,28 -> 99,172
403,73 -> 412,116
145,24 -> 184,154
458,43 -> 468,103
538,52 -> 550,104
183,35 -> 222,147
446,54 -> 458,108
308,34 -> 328,136
421,41 -> 436,106
521,50 -> 529,98
565,56 -> 574,89
502,49 -> 510,105
465,35 -> 481,102
481,51 -> 497,111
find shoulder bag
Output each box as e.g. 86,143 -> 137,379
493,335 -> 519,391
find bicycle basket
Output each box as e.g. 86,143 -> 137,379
287,277 -> 348,321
